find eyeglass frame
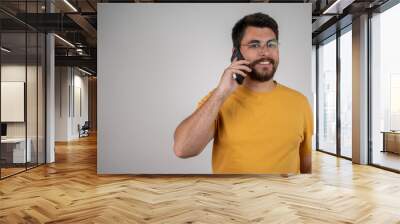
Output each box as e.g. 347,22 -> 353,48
239,38 -> 280,52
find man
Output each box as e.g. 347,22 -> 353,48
173,13 -> 313,174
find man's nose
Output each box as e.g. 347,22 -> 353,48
258,46 -> 271,57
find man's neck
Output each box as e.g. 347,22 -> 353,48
243,78 -> 277,93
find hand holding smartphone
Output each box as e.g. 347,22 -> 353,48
214,49 -> 250,100
230,48 -> 247,85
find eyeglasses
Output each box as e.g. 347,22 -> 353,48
241,39 -> 279,52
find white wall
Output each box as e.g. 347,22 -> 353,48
55,67 -> 89,141
98,3 -> 312,174
1,63 -> 46,164
1,65 -> 38,138
72,73 -> 89,138
55,67 -> 70,141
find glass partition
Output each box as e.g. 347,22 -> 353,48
0,31 -> 28,177
0,1 -> 46,179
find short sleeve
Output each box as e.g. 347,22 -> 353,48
301,99 -> 314,153
299,98 -> 314,173
196,89 -> 219,130
196,89 -> 216,109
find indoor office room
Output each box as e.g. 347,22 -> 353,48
0,25 -> 46,178
0,0 -> 400,223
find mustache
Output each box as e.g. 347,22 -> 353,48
249,58 -> 275,67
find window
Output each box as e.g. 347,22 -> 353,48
318,36 -> 337,155
371,2 -> 400,171
340,28 -> 352,158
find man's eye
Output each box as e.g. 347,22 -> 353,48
268,41 -> 278,48
249,43 -> 260,48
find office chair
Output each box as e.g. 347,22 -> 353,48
79,121 -> 90,138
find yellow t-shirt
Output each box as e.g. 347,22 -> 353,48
197,81 -> 313,174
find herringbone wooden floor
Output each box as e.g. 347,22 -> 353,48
1,134 -> 400,224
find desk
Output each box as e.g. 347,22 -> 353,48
1,138 -> 31,163
381,131 -> 400,154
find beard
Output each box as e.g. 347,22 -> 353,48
248,58 -> 278,82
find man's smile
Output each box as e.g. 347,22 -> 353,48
251,59 -> 275,70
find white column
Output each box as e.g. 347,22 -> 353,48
45,1 -> 56,163
46,32 -> 55,163
352,14 -> 369,164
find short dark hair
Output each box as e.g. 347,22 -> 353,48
231,13 -> 279,49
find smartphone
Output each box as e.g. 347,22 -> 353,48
230,48 -> 246,85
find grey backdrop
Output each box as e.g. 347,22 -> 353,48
98,3 -> 312,174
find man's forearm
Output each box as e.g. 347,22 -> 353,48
173,89 -> 227,158
300,152 -> 312,173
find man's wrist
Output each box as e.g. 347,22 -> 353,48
213,87 -> 229,102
